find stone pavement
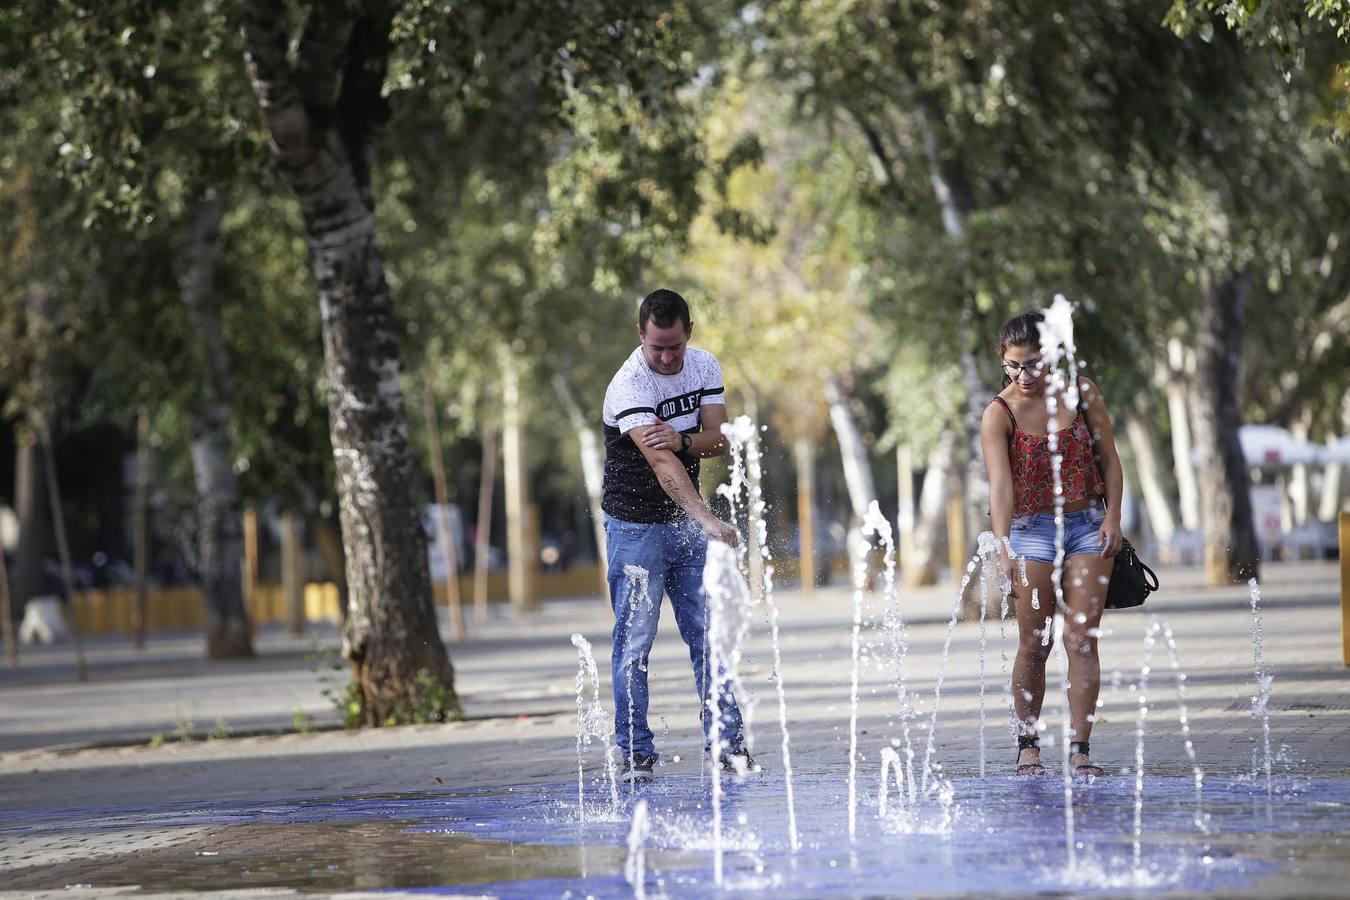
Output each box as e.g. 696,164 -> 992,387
0,559 -> 1346,896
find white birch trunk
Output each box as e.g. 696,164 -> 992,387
824,376 -> 877,522
1165,339 -> 1202,532
1123,412 -> 1178,546
902,430 -> 955,588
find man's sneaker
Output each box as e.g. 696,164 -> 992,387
718,748 -> 760,776
620,755 -> 656,784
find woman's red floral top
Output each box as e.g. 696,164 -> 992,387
994,397 -> 1104,517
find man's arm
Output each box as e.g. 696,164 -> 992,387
692,404 -> 729,457
637,403 -> 730,458
629,425 -> 737,544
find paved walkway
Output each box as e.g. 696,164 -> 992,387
0,559 -> 1346,896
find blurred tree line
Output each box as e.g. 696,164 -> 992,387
1,0 -> 1347,721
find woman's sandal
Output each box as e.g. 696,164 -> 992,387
1015,734 -> 1048,776
1070,740 -> 1105,779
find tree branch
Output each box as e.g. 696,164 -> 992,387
844,103 -> 907,207
296,0 -> 361,120
240,0 -> 316,168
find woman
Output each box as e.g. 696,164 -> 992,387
980,310 -> 1124,778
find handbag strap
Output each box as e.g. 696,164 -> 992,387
1137,558 -> 1160,592
1075,381 -> 1110,511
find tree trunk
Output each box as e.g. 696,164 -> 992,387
180,192 -> 254,660
553,373 -> 606,585
422,383 -> 465,639
1317,394 -> 1350,522
896,443 -> 917,575
310,515 -> 349,621
1164,339 -> 1202,532
242,506 -> 259,632
1320,464 -> 1344,522
502,353 -> 537,612
1190,272 -> 1260,584
132,408 -> 150,650
242,1 -> 456,722
473,422 -> 498,621
281,512 -> 305,636
903,429 -> 956,588
41,435 -> 88,682
0,531 -> 16,664
824,375 -> 877,523
12,435 -> 50,614
1123,402 -> 1178,548
1289,414 -> 1312,526
911,92 -> 995,560
795,437 -> 816,597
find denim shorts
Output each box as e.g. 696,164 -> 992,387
1009,504 -> 1107,563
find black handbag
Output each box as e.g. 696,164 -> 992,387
1105,538 -> 1158,609
1074,394 -> 1160,610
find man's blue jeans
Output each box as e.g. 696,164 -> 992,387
606,515 -> 744,762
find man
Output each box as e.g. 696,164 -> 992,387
601,288 -> 753,784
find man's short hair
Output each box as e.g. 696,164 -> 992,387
638,289 -> 691,332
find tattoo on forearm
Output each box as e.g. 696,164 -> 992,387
661,474 -> 684,501
661,474 -> 694,511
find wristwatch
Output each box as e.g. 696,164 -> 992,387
680,433 -> 693,453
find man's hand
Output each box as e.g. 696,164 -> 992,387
703,519 -> 739,546
640,422 -> 683,452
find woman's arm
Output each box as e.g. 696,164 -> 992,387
980,402 -> 1016,563
1080,377 -> 1124,555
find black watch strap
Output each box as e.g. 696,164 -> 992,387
680,433 -> 692,453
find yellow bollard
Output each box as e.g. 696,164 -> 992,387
1341,511 -> 1350,667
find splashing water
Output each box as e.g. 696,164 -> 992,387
1247,577 -> 1274,794
974,532 -> 1009,778
703,539 -> 754,885
865,500 -> 916,807
847,531 -> 868,841
624,798 -> 650,900
571,633 -> 619,817
878,747 -> 905,819
1053,612 -> 1076,873
745,420 -> 799,850
1134,615 -> 1208,879
919,550 -> 981,795
621,565 -> 652,780
1038,294 -> 1090,876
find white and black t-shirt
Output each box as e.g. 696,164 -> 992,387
601,346 -> 726,524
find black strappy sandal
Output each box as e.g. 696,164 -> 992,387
1070,740 -> 1105,779
1015,734 -> 1048,777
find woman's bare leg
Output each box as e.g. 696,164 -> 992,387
1012,560 -> 1056,771
1062,553 -> 1114,775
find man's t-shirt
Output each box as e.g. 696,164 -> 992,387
601,346 -> 726,524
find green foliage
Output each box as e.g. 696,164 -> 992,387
382,669 -> 461,726
339,680 -> 365,730
172,711 -> 195,743
1166,0 -> 1350,139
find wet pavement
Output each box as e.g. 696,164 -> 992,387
2,560 -> 1348,896
3,771 -> 1348,896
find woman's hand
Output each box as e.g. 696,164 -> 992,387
1097,515 -> 1122,558
996,539 -> 1017,594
